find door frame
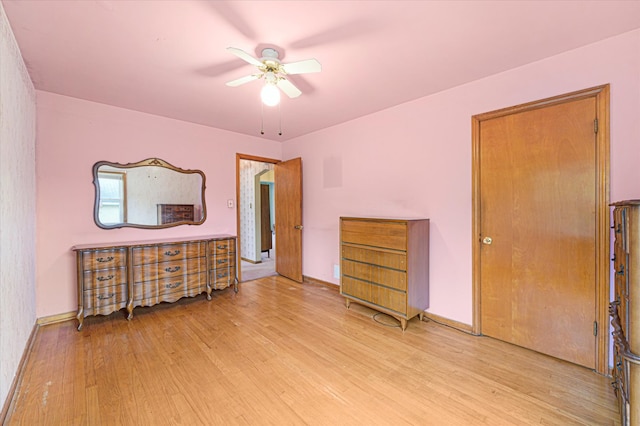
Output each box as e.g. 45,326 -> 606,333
236,153 -> 280,282
471,85 -> 610,374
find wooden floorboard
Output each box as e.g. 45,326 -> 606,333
6,276 -> 620,425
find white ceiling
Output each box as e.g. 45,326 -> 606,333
4,0 -> 640,141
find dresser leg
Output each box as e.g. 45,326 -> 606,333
126,301 -> 134,320
206,287 -> 212,301
76,310 -> 84,331
418,312 -> 424,321
400,318 -> 407,331
345,298 -> 351,309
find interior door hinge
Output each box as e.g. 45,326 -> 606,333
594,321 -> 598,336
594,118 -> 599,134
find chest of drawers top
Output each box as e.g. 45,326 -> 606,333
72,234 -> 236,252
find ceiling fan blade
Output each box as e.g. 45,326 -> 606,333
226,74 -> 261,87
226,47 -> 263,67
276,78 -> 302,98
281,59 -> 322,75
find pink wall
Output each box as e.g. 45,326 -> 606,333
35,92 -> 282,318
283,29 -> 640,326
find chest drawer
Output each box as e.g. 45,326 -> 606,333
132,241 -> 206,265
133,257 -> 206,283
342,259 -> 407,291
83,284 -> 128,312
342,276 -> 407,314
132,271 -> 207,302
342,245 -> 407,271
82,267 -> 127,290
209,239 -> 236,255
210,252 -> 236,269
341,219 -> 407,251
81,248 -> 127,271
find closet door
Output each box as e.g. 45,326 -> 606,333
478,96 -> 598,368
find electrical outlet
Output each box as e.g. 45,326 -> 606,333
333,264 -> 340,279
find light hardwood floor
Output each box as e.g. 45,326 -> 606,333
6,276 -> 620,425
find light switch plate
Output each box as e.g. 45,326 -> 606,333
227,199 -> 234,208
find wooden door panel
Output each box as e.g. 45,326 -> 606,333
260,184 -> 272,252
275,158 -> 303,282
480,97 -> 597,368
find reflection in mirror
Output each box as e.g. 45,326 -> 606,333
93,158 -> 206,229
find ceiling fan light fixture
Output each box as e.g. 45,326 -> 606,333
261,73 -> 280,106
261,83 -> 280,106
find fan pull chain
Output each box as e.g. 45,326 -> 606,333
260,101 -> 264,135
278,102 -> 282,136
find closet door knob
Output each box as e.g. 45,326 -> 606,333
294,225 -> 304,230
482,236 -> 493,245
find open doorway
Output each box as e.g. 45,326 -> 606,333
237,155 -> 279,281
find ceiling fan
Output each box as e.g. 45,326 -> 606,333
225,47 -> 321,105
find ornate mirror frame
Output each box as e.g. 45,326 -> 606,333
93,158 -> 207,229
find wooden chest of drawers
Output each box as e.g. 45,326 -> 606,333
340,217 -> 429,330
610,200 -> 640,425
157,204 -> 195,224
73,235 -> 237,330
209,238 -> 237,290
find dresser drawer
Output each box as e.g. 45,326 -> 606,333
209,239 -> 236,255
133,257 -> 206,282
342,245 -> 407,271
210,252 -> 236,269
132,241 -> 206,265
83,284 -> 128,312
82,267 -> 127,290
341,219 -> 407,251
342,259 -> 407,291
132,271 -> 207,302
342,276 -> 407,315
210,268 -> 235,289
81,248 -> 127,271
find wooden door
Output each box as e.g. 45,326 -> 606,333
260,184 -> 272,253
275,158 -> 303,282
477,95 -> 600,368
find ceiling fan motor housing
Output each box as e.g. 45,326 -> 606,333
261,48 -> 281,71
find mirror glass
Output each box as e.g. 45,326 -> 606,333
93,158 -> 206,229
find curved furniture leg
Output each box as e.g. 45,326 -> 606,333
76,309 -> 84,331
126,299 -> 134,321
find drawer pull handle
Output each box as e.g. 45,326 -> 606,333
165,266 -> 181,273
217,259 -> 228,264
217,244 -> 228,250
165,282 -> 182,289
96,256 -> 114,263
217,272 -> 229,279
617,265 -> 625,275
97,275 -> 114,282
164,250 -> 181,257
97,293 -> 115,300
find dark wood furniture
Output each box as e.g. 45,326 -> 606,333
157,204 -> 195,224
340,217 -> 429,330
260,184 -> 272,257
73,235 -> 237,330
611,200 -> 640,425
